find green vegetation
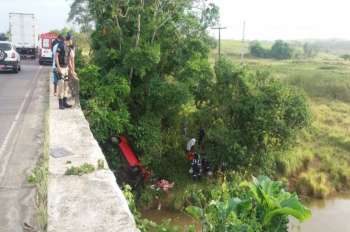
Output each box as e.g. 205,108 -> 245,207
224,39 -> 350,198
65,163 -> 95,176
68,0 -> 314,229
76,0 -> 308,177
27,107 -> 49,231
185,176 -> 310,232
195,59 -> 309,171
340,54 -> 350,60
76,0 -> 220,179
249,41 -> 270,58
249,40 -> 293,59
123,185 -> 185,232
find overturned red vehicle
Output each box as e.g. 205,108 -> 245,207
117,136 -> 151,184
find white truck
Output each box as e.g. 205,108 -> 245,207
9,13 -> 37,58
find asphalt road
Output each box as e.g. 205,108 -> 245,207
0,61 -> 49,232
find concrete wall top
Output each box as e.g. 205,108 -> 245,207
48,85 -> 139,232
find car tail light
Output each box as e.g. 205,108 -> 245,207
11,52 -> 16,58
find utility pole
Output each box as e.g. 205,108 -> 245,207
212,26 -> 227,61
240,21 -> 246,64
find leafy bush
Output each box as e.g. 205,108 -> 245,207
185,176 -> 311,232
340,54 -> 350,60
195,59 -> 310,171
270,40 -> 293,60
249,41 -> 270,58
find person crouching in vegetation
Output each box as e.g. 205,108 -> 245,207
186,138 -> 196,161
191,153 -> 202,181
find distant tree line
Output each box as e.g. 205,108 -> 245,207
340,54 -> 350,60
249,40 -> 320,60
249,40 -> 293,60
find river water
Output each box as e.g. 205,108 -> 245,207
289,194 -> 350,232
142,194 -> 350,232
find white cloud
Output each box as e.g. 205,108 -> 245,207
0,0 -> 72,33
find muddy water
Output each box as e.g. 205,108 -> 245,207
142,194 -> 350,232
289,194 -> 350,232
141,209 -> 201,231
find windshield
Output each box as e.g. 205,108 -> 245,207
42,39 -> 50,48
0,43 -> 11,51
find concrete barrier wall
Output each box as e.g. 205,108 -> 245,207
48,87 -> 139,232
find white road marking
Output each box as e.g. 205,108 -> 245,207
0,66 -> 42,179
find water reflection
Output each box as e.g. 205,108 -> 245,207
289,193 -> 350,232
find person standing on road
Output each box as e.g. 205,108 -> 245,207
51,35 -> 63,96
55,35 -> 72,110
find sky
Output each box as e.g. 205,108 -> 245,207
1,0 -> 350,40
0,0 -> 73,34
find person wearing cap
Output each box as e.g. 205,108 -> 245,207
55,34 -> 72,109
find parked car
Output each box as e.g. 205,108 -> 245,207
0,41 -> 21,73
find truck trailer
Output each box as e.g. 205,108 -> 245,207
9,13 -> 37,59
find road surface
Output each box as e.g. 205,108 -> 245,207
0,61 -> 49,232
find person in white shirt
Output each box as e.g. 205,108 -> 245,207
186,138 -> 196,152
186,138 -> 196,161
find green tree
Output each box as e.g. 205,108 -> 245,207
67,0 -> 93,33
249,41 -> 269,58
195,59 -> 310,171
270,40 -> 293,60
77,0 -> 219,176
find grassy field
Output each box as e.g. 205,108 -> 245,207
219,40 -> 350,198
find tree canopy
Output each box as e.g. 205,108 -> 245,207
75,0 -> 309,178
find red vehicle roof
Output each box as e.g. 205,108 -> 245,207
39,32 -> 58,39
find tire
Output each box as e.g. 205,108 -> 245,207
0,49 -> 6,62
13,66 -> 18,73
